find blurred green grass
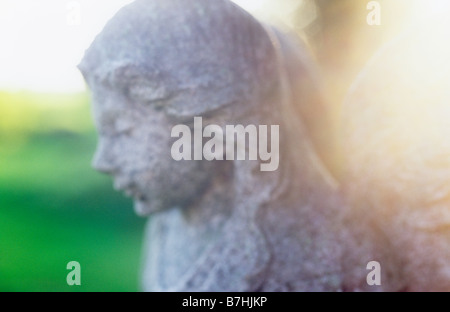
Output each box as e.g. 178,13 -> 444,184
0,91 -> 146,292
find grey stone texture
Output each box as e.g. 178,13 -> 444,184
79,0 -> 450,292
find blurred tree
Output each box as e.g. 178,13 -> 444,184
291,0 -> 417,178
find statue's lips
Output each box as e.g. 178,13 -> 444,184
114,180 -> 147,201
124,189 -> 147,201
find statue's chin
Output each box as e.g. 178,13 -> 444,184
133,199 -> 164,217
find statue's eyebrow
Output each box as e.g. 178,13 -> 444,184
103,65 -> 139,84
102,64 -> 157,85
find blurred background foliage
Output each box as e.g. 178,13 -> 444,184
0,92 -> 145,291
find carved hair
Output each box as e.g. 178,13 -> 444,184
80,0 -> 338,291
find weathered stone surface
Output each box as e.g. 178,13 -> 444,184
79,0 -> 359,291
342,19 -> 450,291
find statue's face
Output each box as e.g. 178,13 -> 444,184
85,71 -> 221,216
78,0 -> 275,215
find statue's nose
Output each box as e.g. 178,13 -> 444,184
91,141 -> 116,174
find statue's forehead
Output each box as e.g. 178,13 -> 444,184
79,37 -> 157,80
80,36 -> 218,85
94,62 -> 162,84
